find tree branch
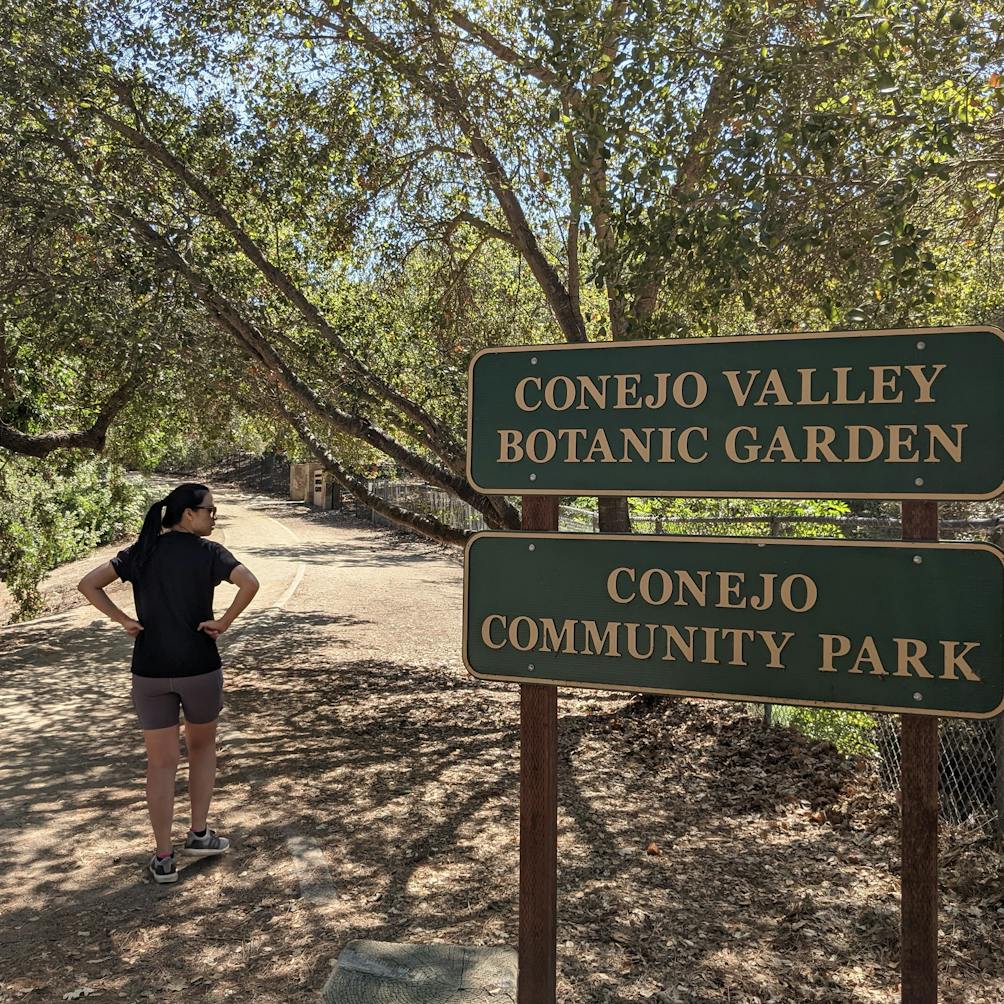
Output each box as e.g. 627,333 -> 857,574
441,210 -> 515,245
278,396 -> 470,546
632,38 -> 738,324
95,83 -> 467,472
564,97 -> 585,333
327,4 -> 587,343
440,7 -> 561,89
0,375 -> 142,458
68,168 -> 515,528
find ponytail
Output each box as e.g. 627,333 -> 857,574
132,482 -> 210,579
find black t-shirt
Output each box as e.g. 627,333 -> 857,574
111,532 -> 242,678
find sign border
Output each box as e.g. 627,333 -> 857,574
462,532 -> 1004,719
466,325 -> 1004,501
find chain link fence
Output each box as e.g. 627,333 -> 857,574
873,716 -> 1004,832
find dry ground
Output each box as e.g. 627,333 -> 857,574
0,489 -> 1001,1004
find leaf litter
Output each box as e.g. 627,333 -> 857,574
1,512 -> 1002,1003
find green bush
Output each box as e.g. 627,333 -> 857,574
0,455 -> 156,620
563,496 -> 850,538
770,704 -> 878,756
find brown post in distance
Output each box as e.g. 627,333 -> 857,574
900,500 -> 939,1004
518,495 -> 559,1004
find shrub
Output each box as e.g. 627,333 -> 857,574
0,455 -> 156,620
771,704 -> 878,756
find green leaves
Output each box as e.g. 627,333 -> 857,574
0,456 -> 156,620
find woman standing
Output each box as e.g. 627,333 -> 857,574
78,483 -> 259,884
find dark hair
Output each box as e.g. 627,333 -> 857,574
132,482 -> 210,579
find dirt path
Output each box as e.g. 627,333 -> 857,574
0,490 -> 1001,1004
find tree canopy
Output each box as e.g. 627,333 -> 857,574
2,0 -> 1002,541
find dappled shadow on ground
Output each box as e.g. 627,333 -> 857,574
2,607 -> 1001,1002
220,489 -> 465,563
239,540 -> 451,569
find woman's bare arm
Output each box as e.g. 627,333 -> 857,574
197,565 -> 260,639
77,562 -> 143,636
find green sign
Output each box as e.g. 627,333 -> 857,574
466,326 -> 1004,500
463,533 -> 1004,718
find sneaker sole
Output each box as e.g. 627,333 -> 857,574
150,868 -> 179,884
180,845 -> 230,857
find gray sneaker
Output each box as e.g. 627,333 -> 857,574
149,851 -> 178,884
181,828 -> 230,857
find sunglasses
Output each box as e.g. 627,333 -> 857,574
194,506 -> 218,518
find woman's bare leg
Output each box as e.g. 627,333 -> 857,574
184,719 -> 218,833
143,726 -> 180,855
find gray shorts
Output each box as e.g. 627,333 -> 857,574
131,669 -> 224,730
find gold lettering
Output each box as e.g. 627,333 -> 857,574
679,427 -> 709,463
642,373 -> 671,410
657,427 -> 675,462
576,375 -> 609,410
721,627 -> 755,666
846,425 -> 884,462
805,426 -> 840,463
701,626 -> 720,664
674,372 -> 708,408
780,574 -> 817,613
723,370 -> 760,407
833,367 -> 866,405
615,373 -> 643,409
515,377 -> 541,412
871,365 -> 903,404
584,428 -> 616,463
758,630 -> 794,669
725,426 -> 759,463
619,427 -> 654,463
798,368 -> 831,405
904,363 -> 946,404
639,568 -> 672,606
755,370 -> 794,407
557,428 -> 588,462
893,637 -> 933,678
749,574 -> 777,611
543,375 -> 576,411
481,615 -> 507,650
498,430 -> 523,462
849,636 -> 887,675
508,616 -> 539,652
716,571 -> 746,609
762,427 -> 798,463
886,424 -> 919,462
526,429 -> 557,463
675,570 -> 709,607
626,623 -> 658,659
819,633 -> 851,671
940,641 -> 982,681
607,567 -> 636,604
662,625 -> 697,662
582,620 -> 621,656
540,618 -> 577,654
925,424 -> 966,463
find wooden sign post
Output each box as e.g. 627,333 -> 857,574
519,495 -> 559,1003
900,501 -> 939,1003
